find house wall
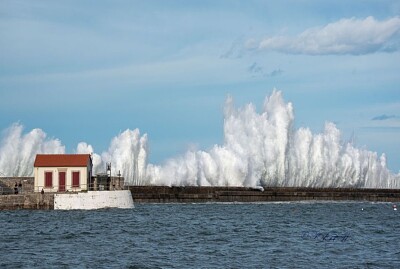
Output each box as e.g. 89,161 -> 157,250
34,167 -> 88,193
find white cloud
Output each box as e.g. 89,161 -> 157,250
257,16 -> 400,55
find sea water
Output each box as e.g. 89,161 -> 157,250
0,202 -> 399,268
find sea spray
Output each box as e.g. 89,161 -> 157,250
0,123 -> 65,177
101,129 -> 148,186
0,125 -> 148,185
76,129 -> 148,185
145,90 -> 399,188
0,90 -> 399,188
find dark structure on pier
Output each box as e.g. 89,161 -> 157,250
128,186 -> 400,203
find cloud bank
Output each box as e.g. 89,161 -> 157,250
256,16 -> 400,55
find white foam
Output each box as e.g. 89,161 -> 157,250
1,90 -> 399,188
146,90 -> 400,188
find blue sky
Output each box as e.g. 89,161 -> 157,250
1,0 -> 400,172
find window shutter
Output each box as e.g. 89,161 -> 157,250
72,172 -> 80,188
45,172 -> 52,188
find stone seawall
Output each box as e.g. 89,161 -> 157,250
1,184 -> 400,209
0,177 -> 34,194
129,186 -> 400,203
0,193 -> 54,210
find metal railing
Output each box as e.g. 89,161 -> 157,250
1,185 -> 25,195
1,177 -> 127,195
34,182 -> 127,193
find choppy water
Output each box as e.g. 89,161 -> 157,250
1,202 -> 399,268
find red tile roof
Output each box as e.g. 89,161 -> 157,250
34,154 -> 91,167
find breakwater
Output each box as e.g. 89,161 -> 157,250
129,186 -> 400,203
1,176 -> 400,209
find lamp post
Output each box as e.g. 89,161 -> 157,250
117,170 -> 121,190
106,163 -> 111,190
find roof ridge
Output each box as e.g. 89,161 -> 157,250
34,154 -> 92,167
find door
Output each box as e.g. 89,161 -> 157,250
58,172 -> 66,192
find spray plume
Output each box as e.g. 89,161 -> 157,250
0,90 -> 398,188
0,123 -> 65,176
146,90 -> 399,188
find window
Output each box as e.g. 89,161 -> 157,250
45,172 -> 53,188
72,171 -> 80,188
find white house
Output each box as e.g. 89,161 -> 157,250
34,154 -> 93,193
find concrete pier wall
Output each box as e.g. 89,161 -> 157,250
2,180 -> 400,209
54,190 -> 134,210
129,186 -> 400,203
